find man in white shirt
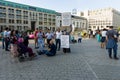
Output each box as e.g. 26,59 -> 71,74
55,28 -> 62,51
45,29 -> 54,45
4,27 -> 9,51
101,28 -> 107,48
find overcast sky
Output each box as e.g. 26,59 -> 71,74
6,0 -> 120,12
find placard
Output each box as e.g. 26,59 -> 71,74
62,12 -> 71,26
61,35 -> 69,48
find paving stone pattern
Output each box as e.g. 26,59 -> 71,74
0,39 -> 120,80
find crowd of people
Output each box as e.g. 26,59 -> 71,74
89,26 -> 119,60
0,26 -> 77,62
1,25 -> 118,62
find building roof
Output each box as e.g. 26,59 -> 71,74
0,0 -> 57,14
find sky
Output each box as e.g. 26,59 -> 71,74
6,0 -> 120,12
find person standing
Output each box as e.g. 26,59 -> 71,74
106,26 -> 119,60
45,29 -> 54,45
1,30 -> 5,49
4,27 -> 10,51
37,29 -> 45,54
23,32 -> 29,47
55,28 -> 62,51
62,25 -> 72,53
77,32 -> 82,43
34,28 -> 38,49
96,30 -> 101,42
100,28 -> 107,48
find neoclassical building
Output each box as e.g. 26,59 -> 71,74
79,7 -> 120,31
0,0 -> 57,31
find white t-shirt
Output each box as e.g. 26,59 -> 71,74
56,31 -> 62,39
7,31 -> 11,38
101,31 -> 107,37
4,31 -> 8,37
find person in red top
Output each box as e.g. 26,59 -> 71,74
34,28 -> 38,49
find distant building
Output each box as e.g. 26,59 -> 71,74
0,0 -> 57,31
79,8 -> 120,31
56,12 -> 87,31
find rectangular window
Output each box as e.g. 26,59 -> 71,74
0,18 -> 6,23
29,6 -> 36,11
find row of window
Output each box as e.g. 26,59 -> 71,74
39,22 -> 55,25
0,18 -> 56,26
0,18 -> 28,24
0,26 -> 29,31
0,7 -> 56,17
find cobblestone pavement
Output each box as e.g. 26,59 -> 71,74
0,39 -> 120,80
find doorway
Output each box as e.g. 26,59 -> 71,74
31,21 -> 36,31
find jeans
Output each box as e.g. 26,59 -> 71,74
2,38 -> 5,49
78,38 -> 82,43
56,39 -> 61,50
4,38 -> 9,50
108,46 -> 117,58
43,50 -> 55,56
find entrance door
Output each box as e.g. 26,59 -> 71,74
31,21 -> 36,31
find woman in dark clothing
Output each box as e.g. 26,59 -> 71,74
62,25 -> 72,53
23,32 -> 29,47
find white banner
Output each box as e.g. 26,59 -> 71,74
62,12 -> 71,26
61,35 -> 69,48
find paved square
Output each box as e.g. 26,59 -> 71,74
0,39 -> 120,80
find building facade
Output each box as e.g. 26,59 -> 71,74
0,0 -> 57,31
56,13 -> 87,31
79,8 -> 120,31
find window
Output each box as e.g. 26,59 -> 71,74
23,11 -> 28,15
0,13 -> 6,18
16,15 -> 21,19
9,14 -> 14,18
0,18 -> 6,23
9,19 -> 14,23
16,10 -> 21,15
23,21 -> 28,24
8,8 -> 14,13
89,26 -> 91,28
7,3 -> 14,7
0,7 -> 6,12
0,2 -> 5,6
93,26 -> 96,29
29,6 -> 36,11
16,20 -> 21,24
39,22 -> 43,25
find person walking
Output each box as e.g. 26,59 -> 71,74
106,26 -> 119,60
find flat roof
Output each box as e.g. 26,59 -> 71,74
0,0 -> 57,14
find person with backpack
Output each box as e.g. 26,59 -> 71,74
106,26 -> 119,60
